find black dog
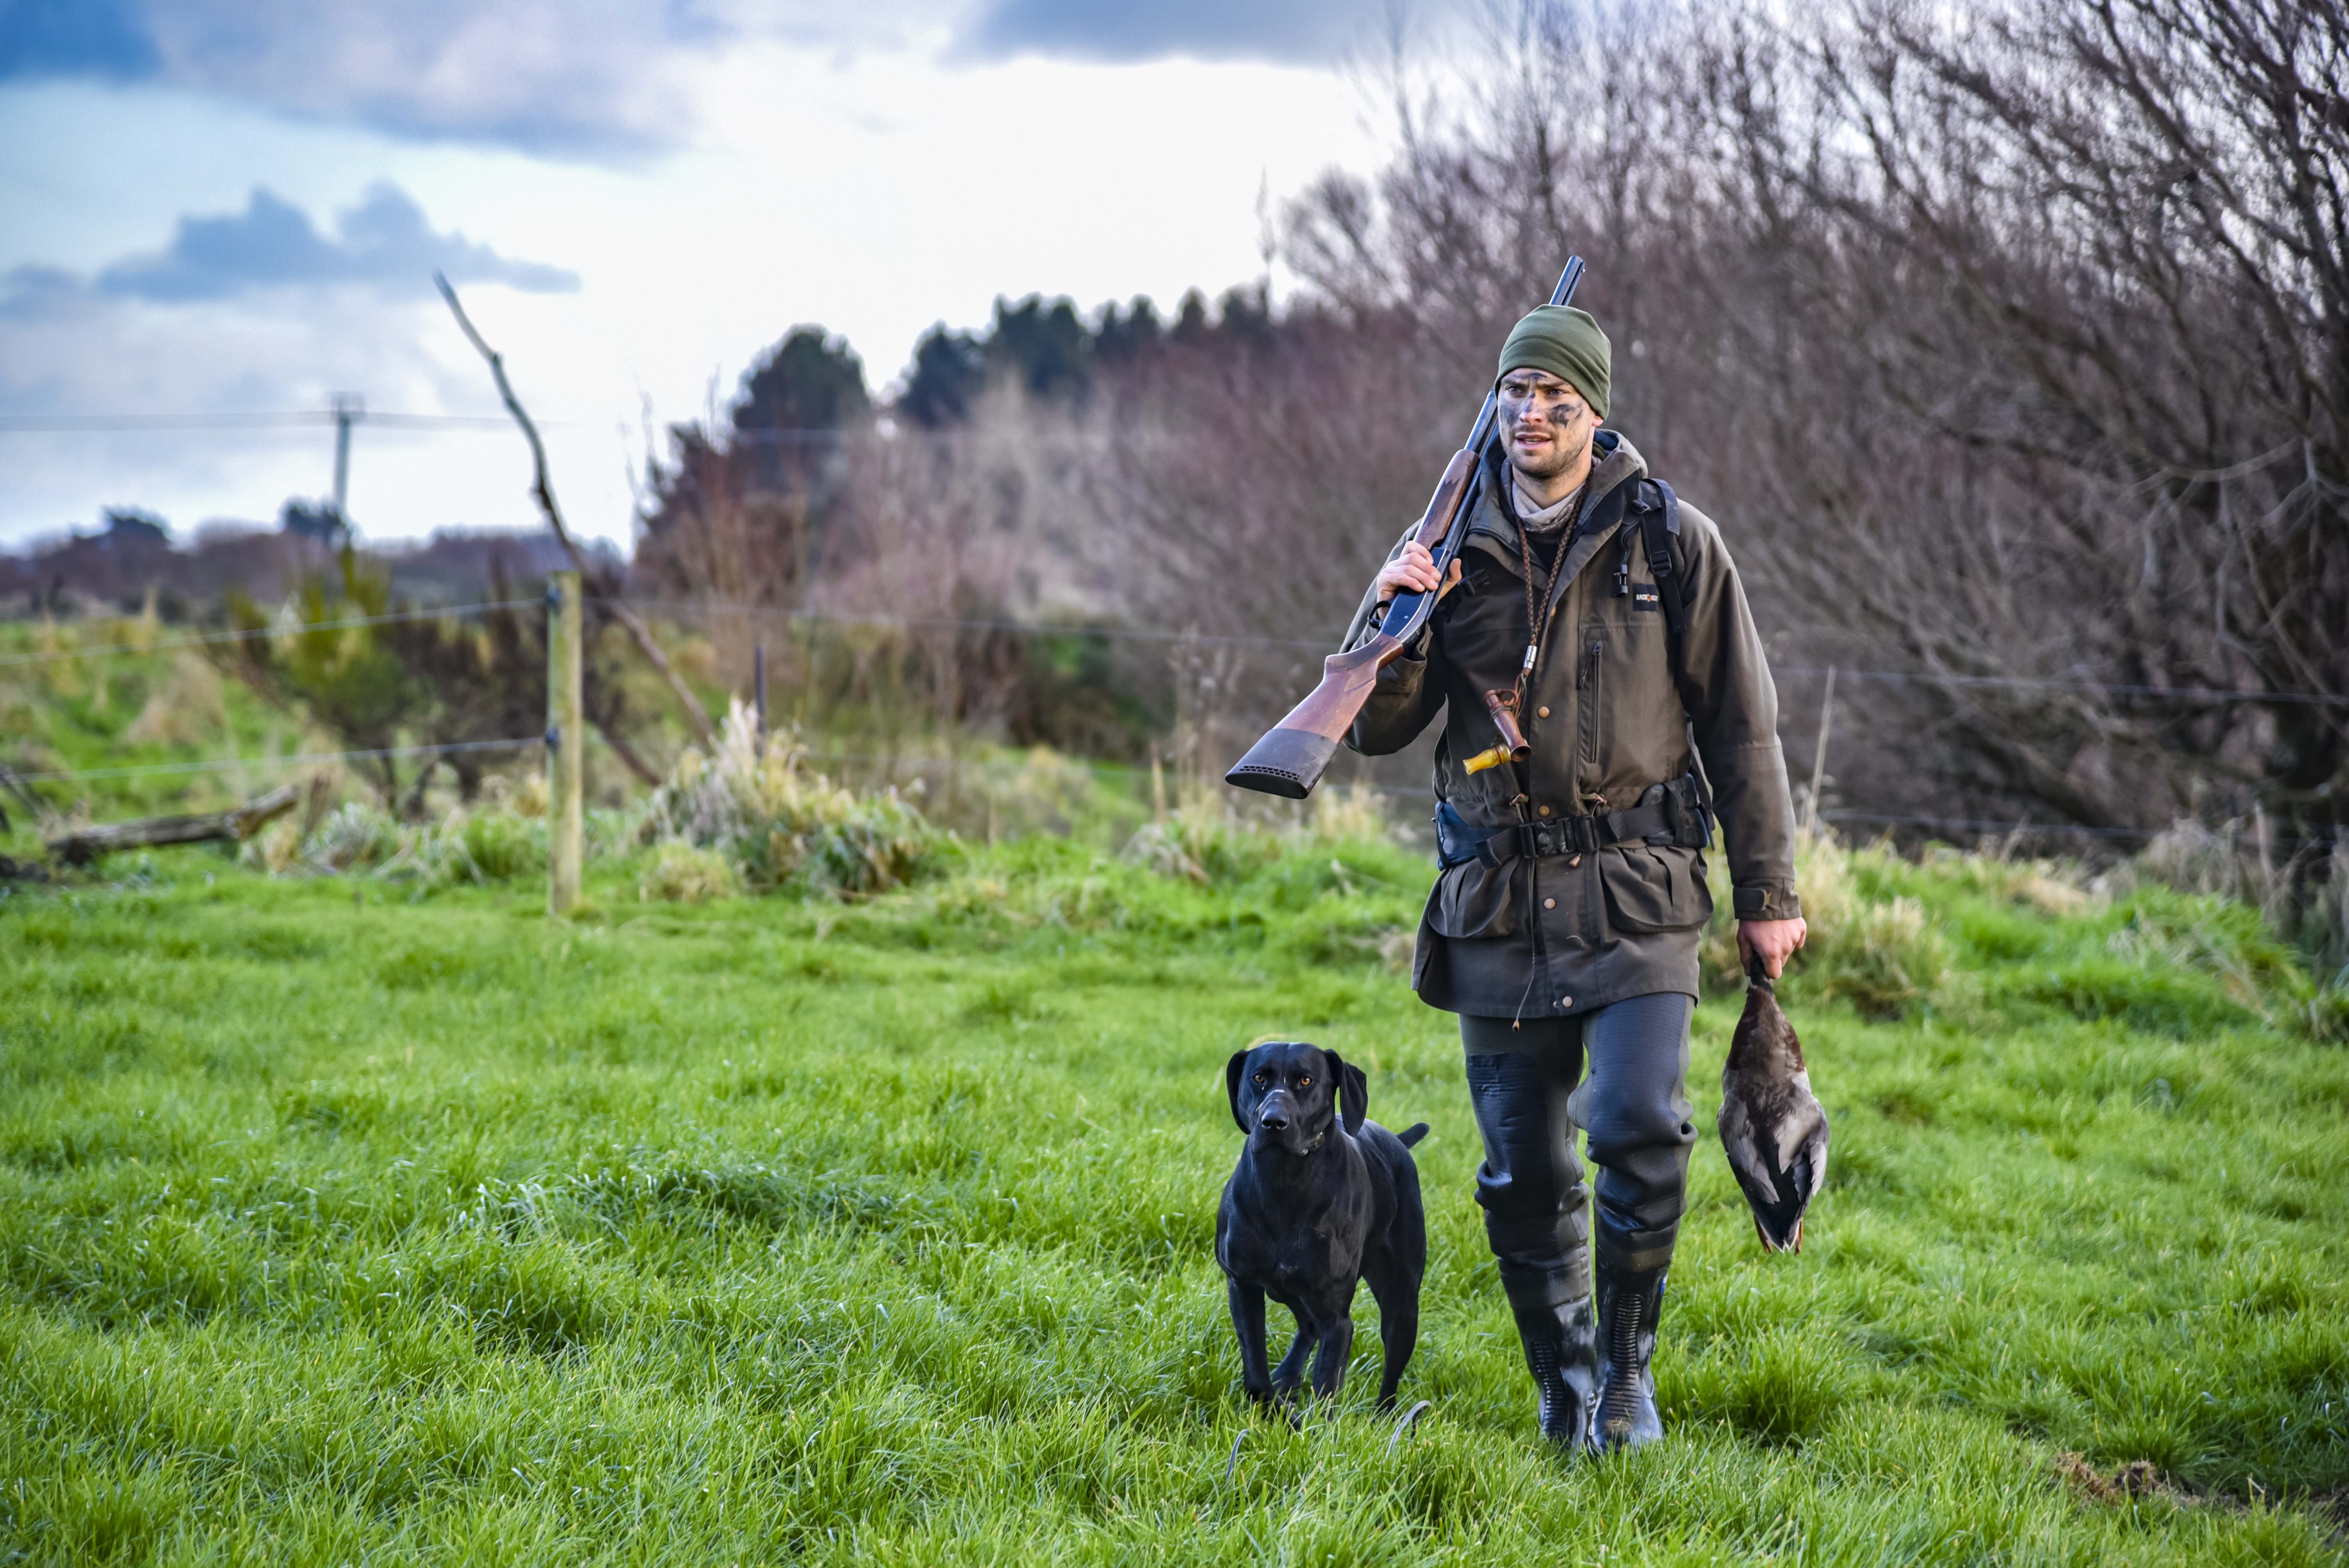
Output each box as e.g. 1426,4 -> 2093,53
1215,1040 -> 1429,1409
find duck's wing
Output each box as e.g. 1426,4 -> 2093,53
1721,1079 -> 1827,1253
1786,1113 -> 1829,1208
1717,1085 -> 1770,1196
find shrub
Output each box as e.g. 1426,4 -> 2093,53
243,794 -> 547,890
1704,826 -> 1948,1016
641,699 -> 942,898
297,802 -> 403,873
450,808 -> 546,883
938,746 -> 1126,842
1121,807 -> 1285,886
2291,980 -> 2349,1044
639,843 -> 741,904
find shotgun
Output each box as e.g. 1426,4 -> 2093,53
1224,257 -> 1586,798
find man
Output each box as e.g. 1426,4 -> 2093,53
1342,303 -> 1806,1453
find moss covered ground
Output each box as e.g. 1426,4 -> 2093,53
2,830 -> 2344,1564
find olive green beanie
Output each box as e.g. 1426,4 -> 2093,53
1496,305 -> 1611,418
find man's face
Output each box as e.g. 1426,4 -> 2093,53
1497,368 -> 1598,483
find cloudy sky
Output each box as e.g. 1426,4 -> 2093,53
0,0 -> 1414,550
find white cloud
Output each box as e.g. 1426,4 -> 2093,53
0,23 -> 1389,550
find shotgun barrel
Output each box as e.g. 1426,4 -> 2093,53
1224,257 -> 1586,798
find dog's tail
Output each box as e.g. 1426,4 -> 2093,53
1397,1122 -> 1430,1148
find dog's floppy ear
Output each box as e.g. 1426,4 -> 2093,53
1324,1049 -> 1368,1135
1226,1049 -> 1253,1135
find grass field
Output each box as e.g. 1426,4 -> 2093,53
3,827 -> 2345,1564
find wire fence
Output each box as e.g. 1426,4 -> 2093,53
7,596 -> 2345,709
9,740 -> 2250,842
3,595 -> 2337,846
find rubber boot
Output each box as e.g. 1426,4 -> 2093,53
1500,1265 -> 1598,1449
1589,1247 -> 1668,1453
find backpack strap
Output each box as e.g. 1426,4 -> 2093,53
1636,478 -> 1718,845
1637,479 -> 1697,711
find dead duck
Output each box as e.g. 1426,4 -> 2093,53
1718,953 -> 1828,1253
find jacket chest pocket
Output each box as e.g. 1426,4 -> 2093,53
1574,631 -> 1606,778
1565,612 -> 1676,763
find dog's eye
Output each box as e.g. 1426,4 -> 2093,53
1252,1073 -> 1268,1087
1297,1076 -> 1312,1089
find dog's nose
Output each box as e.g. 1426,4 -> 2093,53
1258,1111 -> 1290,1132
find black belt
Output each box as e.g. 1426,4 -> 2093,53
1437,777 -> 1711,870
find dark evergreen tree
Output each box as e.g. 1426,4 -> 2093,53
985,296 -> 1090,400
733,327 -> 870,435
98,508 -> 170,550
899,324 -> 987,428
1093,297 -> 1164,363
1171,288 -> 1212,345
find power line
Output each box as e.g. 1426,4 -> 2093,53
0,412 -> 554,433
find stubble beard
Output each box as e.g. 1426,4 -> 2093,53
1509,421 -> 1590,485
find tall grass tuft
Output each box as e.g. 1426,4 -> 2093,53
1704,827 -> 1948,1015
641,698 -> 941,897
638,841 -> 742,903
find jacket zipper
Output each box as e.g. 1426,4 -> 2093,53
1577,634 -> 1604,787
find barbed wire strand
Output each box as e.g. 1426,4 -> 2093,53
590,597 -> 1336,651
4,594 -> 2349,704
12,740 -> 1412,794
20,745 -> 2253,838
8,598 -> 2346,707
606,599 -> 2349,706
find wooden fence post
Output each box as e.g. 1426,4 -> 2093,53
754,639 -> 768,741
1803,666 -> 1837,837
548,570 -> 583,915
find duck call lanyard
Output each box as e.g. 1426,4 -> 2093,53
1509,484 -> 1581,751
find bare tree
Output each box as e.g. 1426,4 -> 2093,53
1710,0 -> 2348,841
1263,0 -> 2346,876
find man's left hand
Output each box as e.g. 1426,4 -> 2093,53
1738,917 -> 1807,979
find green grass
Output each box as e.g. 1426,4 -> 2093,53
2,833 -> 2345,1564
0,620 -> 302,822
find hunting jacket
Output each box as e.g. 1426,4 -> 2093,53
1342,429 -> 1800,1019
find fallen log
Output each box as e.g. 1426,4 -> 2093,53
46,784 -> 301,867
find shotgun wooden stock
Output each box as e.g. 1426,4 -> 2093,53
1226,256 -> 1585,800
1222,446 -> 1482,799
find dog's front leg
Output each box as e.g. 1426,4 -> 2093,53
1228,1278 -> 1274,1404
1308,1308 -> 1356,1401
1268,1308 -> 1312,1399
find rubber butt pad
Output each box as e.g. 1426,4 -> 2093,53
1224,728 -> 1339,799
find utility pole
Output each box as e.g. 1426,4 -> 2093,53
547,570 -> 584,916
330,394 -> 364,542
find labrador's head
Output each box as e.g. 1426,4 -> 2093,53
1225,1040 -> 1367,1156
